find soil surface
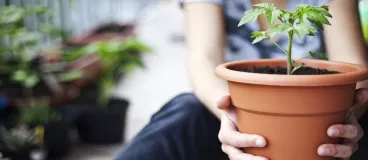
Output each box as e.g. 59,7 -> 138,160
232,65 -> 339,75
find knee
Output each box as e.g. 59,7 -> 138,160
169,93 -> 204,114
151,93 -> 207,121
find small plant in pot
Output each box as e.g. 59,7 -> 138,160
0,125 -> 44,160
17,100 -> 71,159
215,3 -> 368,160
75,38 -> 151,144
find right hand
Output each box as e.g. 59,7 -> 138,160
217,95 -> 268,160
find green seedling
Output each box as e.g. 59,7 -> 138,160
238,3 -> 332,74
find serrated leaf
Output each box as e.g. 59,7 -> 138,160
0,6 -> 24,24
254,3 -> 276,10
238,9 -> 265,27
271,10 -> 282,24
267,23 -> 293,33
252,36 -> 267,44
294,23 -> 317,38
309,51 -> 328,60
291,63 -> 304,74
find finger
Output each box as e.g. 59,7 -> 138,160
327,124 -> 362,140
219,113 -> 267,148
354,88 -> 368,105
318,144 -> 358,158
217,95 -> 232,110
222,144 -> 268,160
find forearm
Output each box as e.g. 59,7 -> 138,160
184,2 -> 227,119
189,54 -> 228,119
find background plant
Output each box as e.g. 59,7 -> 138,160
64,38 -> 152,106
0,126 -> 35,151
238,3 -> 332,74
0,4 -> 79,97
17,99 -> 60,125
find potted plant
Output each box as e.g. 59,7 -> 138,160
215,3 -> 368,160
0,126 -> 43,160
17,100 -> 71,159
75,38 -> 151,144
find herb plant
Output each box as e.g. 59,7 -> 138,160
238,3 -> 332,74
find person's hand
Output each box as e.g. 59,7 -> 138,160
217,95 -> 268,160
216,88 -> 368,160
317,88 -> 368,159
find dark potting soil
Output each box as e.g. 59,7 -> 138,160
232,65 -> 339,75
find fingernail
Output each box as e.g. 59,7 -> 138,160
328,128 -> 339,137
255,139 -> 266,147
321,147 -> 331,155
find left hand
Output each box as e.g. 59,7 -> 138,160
317,88 -> 368,159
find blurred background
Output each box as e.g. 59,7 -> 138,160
0,0 -> 366,160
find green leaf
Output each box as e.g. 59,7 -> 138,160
0,6 -> 24,24
294,23 -> 317,38
291,63 -> 304,74
56,70 -> 82,82
250,31 -> 268,44
308,51 -> 328,60
12,70 -> 28,81
24,73 -> 39,88
252,36 -> 267,44
268,23 -> 293,33
122,62 -> 138,73
253,3 -> 276,10
270,10 -> 282,24
13,31 -> 42,47
238,8 -> 265,27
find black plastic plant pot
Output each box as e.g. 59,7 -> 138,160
44,121 -> 71,158
76,98 -> 129,144
0,147 -> 34,160
29,121 -> 71,158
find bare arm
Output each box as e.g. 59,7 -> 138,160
183,2 -> 227,119
324,0 -> 368,118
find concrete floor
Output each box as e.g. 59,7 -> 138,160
64,2 -> 191,160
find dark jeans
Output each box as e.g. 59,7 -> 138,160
114,93 -> 368,160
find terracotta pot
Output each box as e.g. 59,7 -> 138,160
68,23 -> 135,46
215,59 -> 368,160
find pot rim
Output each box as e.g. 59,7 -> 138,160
215,59 -> 368,86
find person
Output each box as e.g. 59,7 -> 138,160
114,0 -> 368,159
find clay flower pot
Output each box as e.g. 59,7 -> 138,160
215,59 -> 368,160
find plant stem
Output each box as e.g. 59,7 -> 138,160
268,40 -> 288,55
287,32 -> 294,75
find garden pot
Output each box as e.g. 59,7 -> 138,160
76,98 -> 129,144
0,146 -> 35,160
68,23 -> 135,45
215,59 -> 368,160
29,121 -> 71,158
43,121 -> 71,158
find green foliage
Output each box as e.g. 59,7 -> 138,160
238,3 -> 332,74
0,5 -> 67,89
0,126 -> 35,151
308,51 -> 328,60
18,105 -> 61,125
66,38 -> 151,106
